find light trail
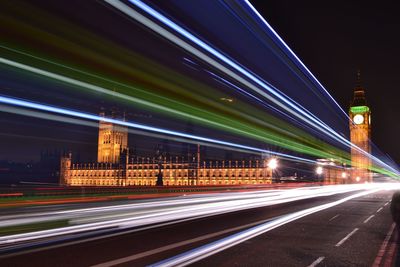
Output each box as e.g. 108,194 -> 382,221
118,0 -> 350,147
243,0 -> 348,119
0,55 -> 344,160
206,68 -> 335,140
108,0 -> 399,176
0,42 -> 347,160
205,69 -> 303,126
109,0 -> 349,149
149,188 -> 383,267
0,184 -> 391,249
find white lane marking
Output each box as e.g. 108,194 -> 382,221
377,207 -> 383,213
335,228 -> 359,247
384,202 -> 389,206
372,223 -> 396,267
329,214 -> 340,221
363,215 -> 375,224
307,256 -> 325,267
90,217 -> 274,267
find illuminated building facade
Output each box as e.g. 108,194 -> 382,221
349,72 -> 372,183
60,113 -> 273,186
97,111 -> 128,163
315,159 -> 349,184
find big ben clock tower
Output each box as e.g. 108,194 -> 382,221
349,71 -> 372,183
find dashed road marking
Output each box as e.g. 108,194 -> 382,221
377,207 -> 383,213
329,214 -> 340,221
363,214 -> 375,224
335,228 -> 359,247
307,256 -> 325,267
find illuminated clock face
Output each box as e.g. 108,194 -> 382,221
353,114 -> 364,124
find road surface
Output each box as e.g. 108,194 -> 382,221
0,185 -> 397,267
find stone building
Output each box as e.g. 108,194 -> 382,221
60,113 -> 273,186
315,159 -> 349,184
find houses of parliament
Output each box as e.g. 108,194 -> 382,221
60,76 -> 372,186
59,111 -> 274,186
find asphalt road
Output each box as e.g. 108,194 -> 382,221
0,187 -> 396,267
194,190 -> 395,267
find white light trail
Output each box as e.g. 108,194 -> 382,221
109,0 -> 347,149
244,0 -> 348,118
0,184 -> 388,247
149,188 -> 382,267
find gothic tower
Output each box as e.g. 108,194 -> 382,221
349,71 -> 372,183
60,152 -> 72,185
97,111 -> 128,163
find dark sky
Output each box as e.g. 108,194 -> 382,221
251,0 -> 400,163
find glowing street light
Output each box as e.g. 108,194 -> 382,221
267,158 -> 278,183
315,166 -> 323,182
341,172 -> 347,179
267,158 -> 278,170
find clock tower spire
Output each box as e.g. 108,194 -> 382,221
349,70 -> 372,183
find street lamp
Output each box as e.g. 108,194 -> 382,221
316,166 -> 323,175
316,166 -> 323,182
267,158 -> 278,182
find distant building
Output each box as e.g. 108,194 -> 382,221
315,159 -> 349,184
349,71 -> 372,183
60,112 -> 273,186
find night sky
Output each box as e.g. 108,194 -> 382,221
0,0 -> 399,168
252,0 -> 400,163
